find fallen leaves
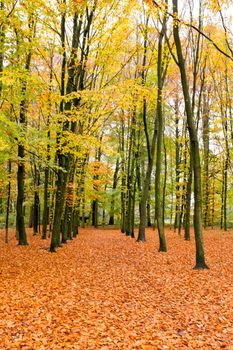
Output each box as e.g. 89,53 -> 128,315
0,227 -> 232,349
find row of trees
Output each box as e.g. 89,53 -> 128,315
0,0 -> 232,268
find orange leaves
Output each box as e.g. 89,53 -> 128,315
89,160 -> 111,177
88,160 -> 112,196
0,227 -> 232,348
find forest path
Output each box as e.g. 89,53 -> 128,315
0,228 -> 232,349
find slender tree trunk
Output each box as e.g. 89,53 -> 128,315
184,155 -> 192,241
138,160 -> 154,241
75,154 -> 88,234
211,174 -> 215,228
222,109 -> 229,232
126,112 -> 136,236
202,92 -> 210,229
48,171 -> 55,237
178,125 -> 187,235
92,200 -> 98,228
50,3 -> 67,252
137,15 -> 150,242
174,94 -> 181,231
137,14 -> 159,242
169,142 -> 175,228
179,131 -> 186,234
72,208 -> 79,238
125,122 -> 133,236
173,0 -> 208,269
92,141 -> 102,229
50,155 -> 69,251
120,118 -> 126,233
220,164 -> 224,229
109,157 -> 119,225
162,140 -> 167,225
131,180 -> 136,238
42,164 -> 49,239
147,185 -> 152,227
5,160 -> 11,243
62,160 -> 76,242
33,164 -> 40,235
135,125 -> 142,228
17,28 -> 33,245
17,140 -> 28,245
81,195 -> 86,228
154,4 -> 168,252
42,54 -> 53,239
223,158 -> 228,231
0,0 -> 4,98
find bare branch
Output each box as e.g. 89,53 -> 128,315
151,0 -> 233,61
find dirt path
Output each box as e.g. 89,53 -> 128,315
0,228 -> 232,349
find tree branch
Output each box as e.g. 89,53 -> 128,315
151,0 -> 233,61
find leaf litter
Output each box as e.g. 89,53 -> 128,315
0,227 -> 232,349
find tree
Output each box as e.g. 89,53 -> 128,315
16,8 -> 36,245
137,3 -> 168,253
172,0 -> 209,269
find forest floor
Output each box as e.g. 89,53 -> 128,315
0,227 -> 232,350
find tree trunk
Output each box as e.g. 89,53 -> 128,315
154,37 -> 167,250
120,118 -> 126,233
5,160 -> 11,243
16,35 -> 33,245
75,154 -> 88,234
62,161 -> 76,242
162,140 -> 167,226
173,0 -> 208,269
50,155 -> 69,251
42,164 -> 49,239
202,90 -> 210,228
50,3 -> 67,252
138,160 -> 154,241
174,93 -> 181,231
184,156 -> 192,241
221,105 -> 229,232
137,15 -> 156,242
42,54 -> 53,239
154,4 -> 167,252
92,200 -> 98,228
211,174 -> 215,228
125,112 -> 136,236
147,185 -> 152,227
0,0 -> 5,98
109,157 -> 119,225
33,164 -> 40,235
17,142 -> 28,245
131,179 -> 136,238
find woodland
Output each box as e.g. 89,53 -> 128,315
1,0 -> 233,261
0,0 -> 233,347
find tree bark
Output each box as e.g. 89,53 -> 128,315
184,155 -> 192,241
0,0 -> 4,98
154,9 -> 167,252
109,157 -> 119,225
173,0 -> 208,269
137,14 -> 155,242
174,94 -> 181,231
5,160 -> 11,243
120,118 -> 126,233
202,90 -> 210,229
42,53 -> 53,239
50,3 -> 67,251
